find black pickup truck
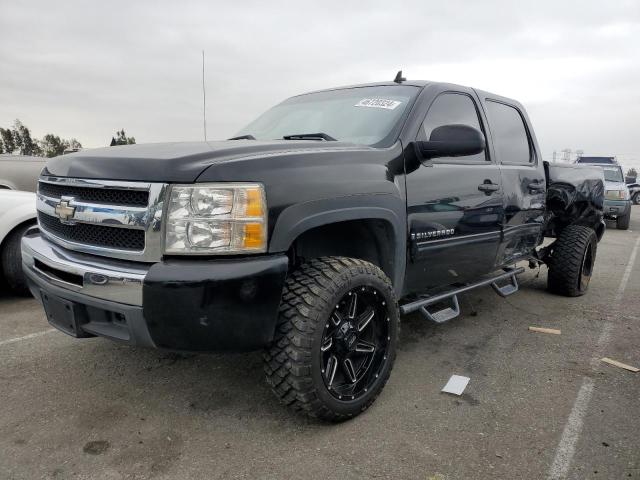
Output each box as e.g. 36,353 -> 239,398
22,77 -> 605,421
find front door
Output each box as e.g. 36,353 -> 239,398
405,90 -> 504,292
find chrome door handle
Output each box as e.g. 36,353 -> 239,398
478,183 -> 499,193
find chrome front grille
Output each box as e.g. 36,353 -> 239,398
36,176 -> 167,262
38,212 -> 146,250
38,182 -> 150,207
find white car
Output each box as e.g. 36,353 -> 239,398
0,190 -> 37,294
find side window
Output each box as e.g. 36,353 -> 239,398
485,101 -> 532,165
420,93 -> 487,163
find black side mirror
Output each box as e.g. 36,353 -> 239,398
418,124 -> 485,159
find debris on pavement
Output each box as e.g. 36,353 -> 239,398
442,375 -> 470,396
529,326 -> 561,335
601,357 -> 639,372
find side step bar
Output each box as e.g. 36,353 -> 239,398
399,267 -> 525,324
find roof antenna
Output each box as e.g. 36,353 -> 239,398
202,50 -> 207,141
393,70 -> 406,84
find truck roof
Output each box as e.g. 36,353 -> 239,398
301,80 -> 431,94
297,80 -> 522,109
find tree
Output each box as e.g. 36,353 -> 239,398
12,120 -> 40,156
39,134 -> 67,158
110,129 -> 135,146
0,127 -> 16,154
0,119 -> 83,157
68,138 -> 82,150
627,168 -> 637,179
38,134 -> 84,157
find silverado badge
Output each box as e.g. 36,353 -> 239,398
411,228 -> 455,241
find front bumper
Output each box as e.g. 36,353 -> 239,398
603,199 -> 631,218
22,233 -> 288,352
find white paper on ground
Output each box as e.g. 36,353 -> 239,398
441,375 -> 470,396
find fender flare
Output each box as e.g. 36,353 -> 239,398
269,194 -> 406,294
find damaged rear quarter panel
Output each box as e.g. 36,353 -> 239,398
544,161 -> 605,237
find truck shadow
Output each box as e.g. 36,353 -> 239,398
76,307 -> 465,428
65,271 -> 554,429
93,308 -> 490,422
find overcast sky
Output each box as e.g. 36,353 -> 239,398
1,0 -> 639,167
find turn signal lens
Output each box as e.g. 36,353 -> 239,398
242,222 -> 265,249
244,187 -> 265,217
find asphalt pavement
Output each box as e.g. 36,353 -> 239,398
1,210 -> 639,480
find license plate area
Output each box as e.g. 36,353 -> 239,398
41,291 -> 84,337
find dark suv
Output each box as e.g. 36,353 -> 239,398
576,158 -> 631,229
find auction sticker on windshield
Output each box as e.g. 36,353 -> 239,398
354,98 -> 402,110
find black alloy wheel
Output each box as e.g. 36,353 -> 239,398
264,257 -> 399,421
320,285 -> 390,401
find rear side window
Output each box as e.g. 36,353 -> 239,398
420,93 -> 487,163
485,101 -> 532,165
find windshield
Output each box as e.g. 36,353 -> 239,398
234,85 -> 420,147
602,166 -> 624,183
577,156 -> 616,164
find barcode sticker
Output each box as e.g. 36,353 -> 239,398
354,98 -> 402,110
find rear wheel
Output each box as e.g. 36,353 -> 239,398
547,225 -> 597,297
632,193 -> 640,205
616,209 -> 631,230
1,222 -> 35,296
264,257 -> 399,421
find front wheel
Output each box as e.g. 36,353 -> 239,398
264,257 -> 399,421
617,209 -> 631,230
632,193 -> 640,205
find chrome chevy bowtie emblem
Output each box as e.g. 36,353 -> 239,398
54,199 -> 76,222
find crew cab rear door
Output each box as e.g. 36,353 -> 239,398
404,88 -> 504,291
479,95 -> 546,265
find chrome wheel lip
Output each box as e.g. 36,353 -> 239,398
319,284 -> 391,401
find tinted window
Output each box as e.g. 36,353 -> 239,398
485,101 -> 532,164
421,93 -> 486,162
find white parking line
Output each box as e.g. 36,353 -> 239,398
613,235 -> 640,303
547,378 -> 595,480
0,328 -> 57,346
547,233 -> 640,480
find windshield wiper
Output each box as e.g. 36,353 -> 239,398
282,132 -> 337,141
228,134 -> 256,140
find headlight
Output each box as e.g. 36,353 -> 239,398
605,189 -> 628,201
164,183 -> 267,254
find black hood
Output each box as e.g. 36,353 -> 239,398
44,140 -> 370,182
